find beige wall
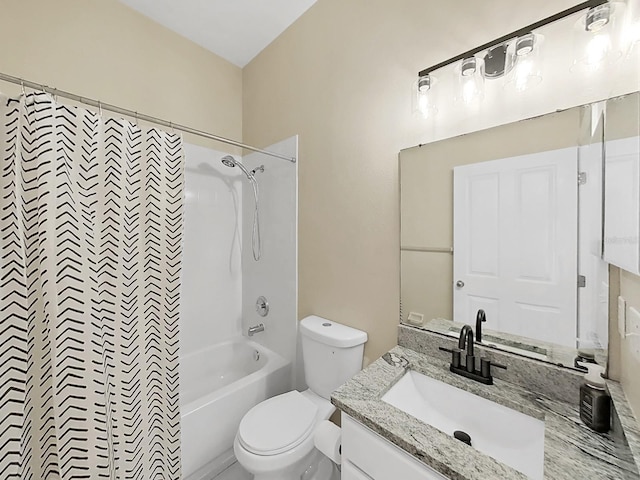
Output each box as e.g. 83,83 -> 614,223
242,0 -> 624,365
0,0 -> 242,147
618,270 -> 640,418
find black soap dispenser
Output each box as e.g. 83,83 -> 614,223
578,363 -> 610,433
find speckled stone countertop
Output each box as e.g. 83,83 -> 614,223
331,346 -> 640,480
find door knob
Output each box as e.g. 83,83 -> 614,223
456,280 -> 465,288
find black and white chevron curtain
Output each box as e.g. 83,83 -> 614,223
0,92 -> 184,479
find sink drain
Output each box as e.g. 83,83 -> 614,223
453,430 -> 472,446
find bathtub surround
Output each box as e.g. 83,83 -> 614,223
242,136 -> 299,387
179,137 -> 297,477
0,93 -> 184,478
181,144 -> 244,356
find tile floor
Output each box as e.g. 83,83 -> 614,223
214,461 -> 252,480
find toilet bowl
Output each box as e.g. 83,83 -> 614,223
233,316 -> 367,480
233,389 -> 336,480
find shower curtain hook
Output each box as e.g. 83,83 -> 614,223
135,111 -> 139,127
98,101 -> 103,117
20,80 -> 25,96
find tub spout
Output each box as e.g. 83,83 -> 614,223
248,323 -> 265,336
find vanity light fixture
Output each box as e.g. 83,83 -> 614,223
572,2 -> 622,71
415,0 -> 616,111
457,57 -> 485,105
505,32 -> 544,92
414,73 -> 438,118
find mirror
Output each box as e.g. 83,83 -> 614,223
399,97 -> 626,370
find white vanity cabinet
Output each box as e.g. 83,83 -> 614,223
341,415 -> 448,480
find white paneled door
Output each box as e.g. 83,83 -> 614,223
453,147 -> 578,347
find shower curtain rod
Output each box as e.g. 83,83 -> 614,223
0,72 -> 296,163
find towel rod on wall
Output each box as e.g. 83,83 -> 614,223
0,71 -> 296,164
401,246 -> 453,254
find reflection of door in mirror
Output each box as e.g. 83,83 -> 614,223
400,104 -> 609,366
452,148 -> 578,347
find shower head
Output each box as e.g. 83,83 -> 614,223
221,155 -> 236,168
221,155 -> 252,180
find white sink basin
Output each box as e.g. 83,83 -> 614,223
382,370 -> 545,480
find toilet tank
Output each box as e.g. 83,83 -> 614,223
300,316 -> 368,399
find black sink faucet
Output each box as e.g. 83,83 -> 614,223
440,323 -> 506,385
475,309 -> 486,343
458,324 -> 475,373
458,324 -> 474,356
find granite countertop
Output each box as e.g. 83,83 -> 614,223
331,345 -> 640,480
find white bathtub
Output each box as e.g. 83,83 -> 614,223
181,338 -> 291,479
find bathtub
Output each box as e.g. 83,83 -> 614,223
181,338 -> 291,479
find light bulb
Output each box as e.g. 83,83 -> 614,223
585,33 -> 612,67
456,57 -> 484,105
462,79 -> 478,104
417,91 -> 430,118
513,59 -> 534,91
572,2 -> 622,72
504,33 -> 543,93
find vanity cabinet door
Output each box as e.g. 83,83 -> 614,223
341,415 -> 449,480
342,461 -> 374,480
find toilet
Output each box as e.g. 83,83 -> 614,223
233,315 -> 367,480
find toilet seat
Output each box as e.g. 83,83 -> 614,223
237,391 -> 318,456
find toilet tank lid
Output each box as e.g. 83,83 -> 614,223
300,316 -> 368,348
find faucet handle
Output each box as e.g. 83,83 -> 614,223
480,358 -> 507,379
439,346 -> 462,369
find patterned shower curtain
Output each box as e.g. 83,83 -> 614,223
0,92 -> 184,479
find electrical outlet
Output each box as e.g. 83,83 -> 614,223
407,312 -> 424,327
628,307 -> 640,337
618,296 -> 627,337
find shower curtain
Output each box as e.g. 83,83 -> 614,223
0,92 -> 184,479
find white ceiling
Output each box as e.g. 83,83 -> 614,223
119,0 -> 317,67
